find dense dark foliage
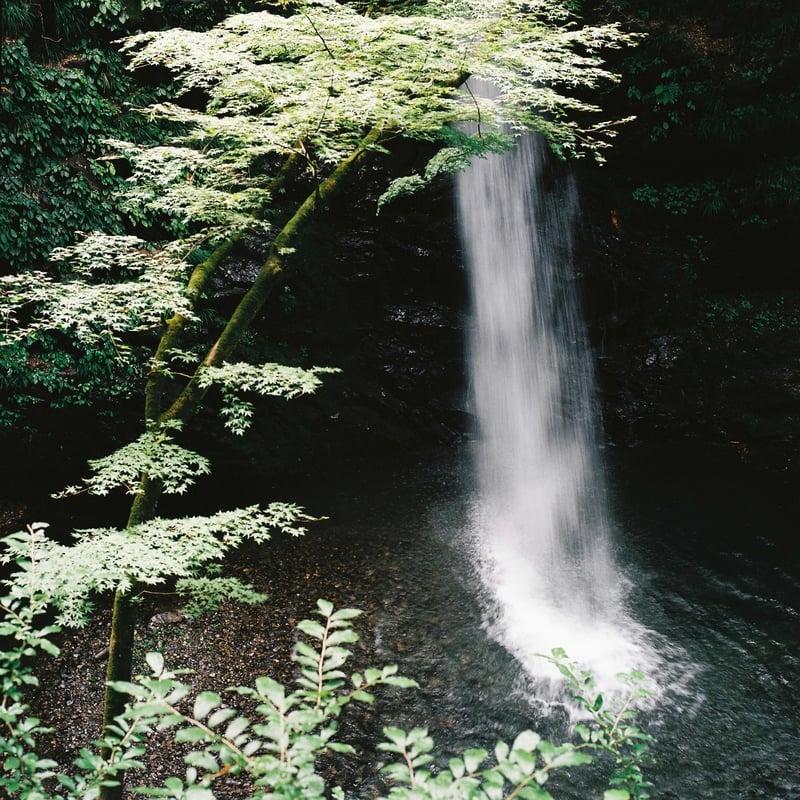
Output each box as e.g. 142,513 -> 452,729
3,0 -> 800,472
0,41 -> 123,270
596,0 -> 799,295
0,0 -> 268,273
582,0 -> 800,464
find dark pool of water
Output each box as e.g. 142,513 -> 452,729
258,442 -> 799,799
607,445 -> 800,799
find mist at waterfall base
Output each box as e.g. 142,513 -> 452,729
455,131 -> 663,700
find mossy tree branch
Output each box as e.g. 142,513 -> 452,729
160,124 -> 387,429
98,128 -> 386,791
144,150 -> 304,424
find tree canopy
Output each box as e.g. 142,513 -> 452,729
111,0 -> 636,241
1,0 -> 636,433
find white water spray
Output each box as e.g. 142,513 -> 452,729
457,112 -> 653,695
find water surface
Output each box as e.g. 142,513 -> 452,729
275,444 -> 799,798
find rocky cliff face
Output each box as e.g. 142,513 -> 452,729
584,213 -> 800,477
218,153 -> 800,483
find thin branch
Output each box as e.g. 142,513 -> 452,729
463,78 -> 483,137
302,11 -> 336,60
143,151 -> 303,425
402,743 -> 417,788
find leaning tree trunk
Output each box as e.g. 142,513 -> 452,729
98,124 -> 387,800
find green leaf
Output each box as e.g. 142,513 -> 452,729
255,675 -> 286,706
382,727 -> 409,746
296,619 -> 326,640
207,708 -> 237,729
381,675 -> 419,689
316,599 -> 334,618
193,691 -> 222,720
242,739 -> 262,756
224,716 -> 250,740
184,750 -> 219,773
175,727 -> 210,744
463,748 -> 487,773
512,730 -> 541,752
327,742 -> 355,754
146,652 -> 165,675
108,680 -> 147,697
294,640 -> 320,663
185,787 -> 215,800
549,749 -> 593,769
325,628 -> 359,646
604,791 -> 631,800
512,748 -> 539,773
329,608 -> 362,622
517,787 -> 554,800
39,638 -> 60,657
449,757 -> 465,778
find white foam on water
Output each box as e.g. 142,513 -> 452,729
465,498 -> 662,707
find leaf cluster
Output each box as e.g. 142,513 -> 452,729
2,0 -> 157,44
0,231 -> 202,425
542,648 -> 654,799
1,233 -> 198,346
0,0 -> 255,275
2,0 -> 637,437
0,589 -> 62,800
379,725 -> 594,800
107,598 -> 419,799
197,362 -> 341,435
52,426 -> 211,498
1,503 -> 313,626
175,576 -> 267,619
0,590 -> 656,800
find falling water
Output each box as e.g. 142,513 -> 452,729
456,114 -> 653,695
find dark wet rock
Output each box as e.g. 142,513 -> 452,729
148,609 -> 186,627
596,314 -> 800,476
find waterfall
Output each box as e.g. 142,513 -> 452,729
456,111 -> 651,694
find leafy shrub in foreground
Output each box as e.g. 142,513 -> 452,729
1,578 -> 652,800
